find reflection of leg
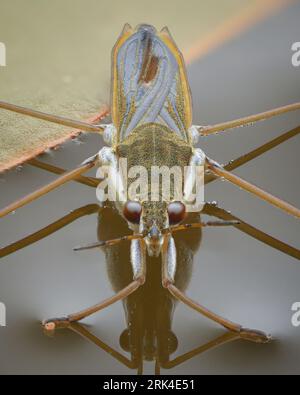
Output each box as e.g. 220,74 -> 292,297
70,326 -> 240,373
162,236 -> 271,344
205,126 -> 300,185
68,322 -> 136,370
162,331 -> 240,370
0,204 -> 101,258
202,203 -> 300,260
0,155 -> 98,218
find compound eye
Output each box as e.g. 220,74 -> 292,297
123,201 -> 142,224
167,201 -> 186,225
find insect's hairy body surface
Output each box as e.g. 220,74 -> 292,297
1,20 -> 296,373
117,123 -> 192,173
116,123 -> 192,201
103,23 -> 200,257
116,122 -> 193,233
101,24 -> 199,366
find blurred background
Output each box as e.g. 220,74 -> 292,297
0,0 -> 299,374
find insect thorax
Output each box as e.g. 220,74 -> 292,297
116,122 -> 193,203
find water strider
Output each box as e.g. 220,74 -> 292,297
0,24 -> 300,374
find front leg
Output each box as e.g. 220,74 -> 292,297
183,148 -> 206,213
161,235 -> 271,344
43,279 -> 143,334
43,238 -> 146,334
0,154 -> 100,218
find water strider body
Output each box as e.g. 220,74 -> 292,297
0,24 -> 300,373
84,25 -> 208,368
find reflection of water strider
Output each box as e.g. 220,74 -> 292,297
99,203 -> 201,370
0,24 -> 300,374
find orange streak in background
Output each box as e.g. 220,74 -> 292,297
184,0 -> 294,65
0,0 -> 293,172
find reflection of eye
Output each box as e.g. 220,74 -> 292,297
123,201 -> 142,224
167,201 -> 186,225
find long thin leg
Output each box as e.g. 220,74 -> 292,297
28,158 -> 99,188
70,324 -> 242,372
202,203 -> 300,260
0,204 -> 101,258
0,100 -> 108,133
198,103 -> 300,136
205,126 -> 300,184
167,284 -> 271,343
44,239 -> 147,374
73,233 -> 145,251
43,239 -> 146,331
0,155 -> 98,218
43,277 -> 144,333
207,158 -> 300,219
162,331 -> 240,370
161,238 -> 271,344
68,322 -> 137,370
164,220 -> 239,235
73,221 -> 239,251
